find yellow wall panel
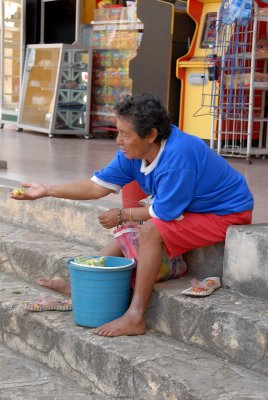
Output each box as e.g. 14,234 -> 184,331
82,0 -> 97,24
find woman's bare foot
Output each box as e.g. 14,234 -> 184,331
36,278 -> 71,296
94,311 -> 146,337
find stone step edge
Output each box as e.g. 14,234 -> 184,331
0,342 -> 108,400
1,270 -> 268,400
147,278 -> 268,378
0,218 -> 103,283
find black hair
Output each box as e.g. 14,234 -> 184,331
115,94 -> 171,142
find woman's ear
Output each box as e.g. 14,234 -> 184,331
147,128 -> 158,143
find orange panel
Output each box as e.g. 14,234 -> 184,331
82,0 -> 97,24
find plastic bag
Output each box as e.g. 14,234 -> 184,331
114,224 -> 187,286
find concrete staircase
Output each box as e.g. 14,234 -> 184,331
0,183 -> 268,399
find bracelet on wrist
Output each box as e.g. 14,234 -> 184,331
129,208 -> 132,221
117,208 -> 124,226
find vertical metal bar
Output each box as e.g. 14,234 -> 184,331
21,0 -> 25,95
258,60 -> 267,148
217,25 -> 227,154
40,1 -> 44,44
0,0 -> 3,115
75,0 -> 81,43
246,1 -> 258,162
210,79 -> 216,150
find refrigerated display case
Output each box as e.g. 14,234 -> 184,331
0,0 -> 25,127
18,43 -> 92,138
90,5 -> 143,135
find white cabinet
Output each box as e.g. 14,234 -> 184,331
0,0 -> 25,127
18,43 -> 92,138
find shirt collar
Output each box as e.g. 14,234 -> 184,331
140,140 -> 167,175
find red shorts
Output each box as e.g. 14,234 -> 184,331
150,210 -> 252,258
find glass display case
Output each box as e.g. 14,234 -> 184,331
0,0 -> 25,127
18,43 -> 92,138
90,5 -> 143,135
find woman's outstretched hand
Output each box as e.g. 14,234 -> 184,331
10,182 -> 48,200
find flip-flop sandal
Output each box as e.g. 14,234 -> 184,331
23,296 -> 72,312
181,277 -> 221,297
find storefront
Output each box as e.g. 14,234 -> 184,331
0,0 -> 267,163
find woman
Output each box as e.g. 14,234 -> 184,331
11,94 -> 254,337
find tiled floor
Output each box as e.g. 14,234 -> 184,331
0,124 -> 267,223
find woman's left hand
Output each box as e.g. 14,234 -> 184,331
98,208 -> 121,229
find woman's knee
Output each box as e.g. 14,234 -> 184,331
138,220 -> 163,244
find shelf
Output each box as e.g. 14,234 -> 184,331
253,81 -> 268,89
21,106 -> 50,112
236,52 -> 265,60
221,147 -> 268,156
3,27 -> 20,32
92,21 -> 144,31
91,111 -> 116,117
31,65 -> 58,69
3,74 -> 20,78
57,105 -> 86,113
3,43 -> 20,49
40,87 -> 54,91
62,64 -> 88,70
59,88 -> 87,92
257,13 -> 268,22
92,19 -> 142,24
3,92 -> 19,95
3,56 -> 20,60
4,18 -> 20,23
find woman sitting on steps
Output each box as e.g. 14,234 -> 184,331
11,93 -> 254,337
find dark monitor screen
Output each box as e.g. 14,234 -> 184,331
44,0 -> 76,44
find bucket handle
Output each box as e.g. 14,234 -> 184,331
66,257 -> 136,267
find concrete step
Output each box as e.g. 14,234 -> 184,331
0,342 -> 107,400
223,224 -> 268,300
0,219 -> 101,283
147,278 -> 268,378
1,219 -> 268,379
1,270 -> 268,400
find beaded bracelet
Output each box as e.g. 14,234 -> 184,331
117,208 -> 123,226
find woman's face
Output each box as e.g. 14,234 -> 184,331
116,117 -> 158,161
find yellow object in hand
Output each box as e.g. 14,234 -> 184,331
11,188 -> 26,196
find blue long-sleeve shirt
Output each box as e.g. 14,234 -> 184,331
92,125 -> 254,221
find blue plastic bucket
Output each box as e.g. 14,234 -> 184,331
67,256 -> 136,328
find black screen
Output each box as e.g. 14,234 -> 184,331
44,0 -> 76,44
